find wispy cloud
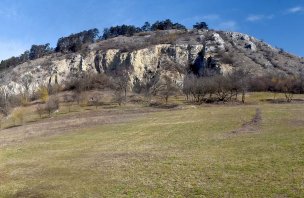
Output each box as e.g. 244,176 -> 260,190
217,20 -> 238,31
287,6 -> 304,13
246,14 -> 274,22
0,7 -> 18,19
201,14 -> 220,20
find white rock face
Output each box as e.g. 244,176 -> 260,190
93,44 -> 206,84
2,30 -> 301,95
0,44 -> 209,94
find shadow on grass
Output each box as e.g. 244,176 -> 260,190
149,102 -> 179,109
261,98 -> 304,104
3,124 -> 22,130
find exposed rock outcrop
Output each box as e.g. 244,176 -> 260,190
0,29 -> 303,94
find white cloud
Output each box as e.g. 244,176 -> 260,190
0,40 -> 29,61
201,14 -> 220,20
246,14 -> 274,22
287,6 -> 304,13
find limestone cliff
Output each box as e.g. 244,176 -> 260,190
0,29 -> 303,94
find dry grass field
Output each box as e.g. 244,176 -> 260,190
0,92 -> 304,197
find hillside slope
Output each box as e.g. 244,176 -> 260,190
0,29 -> 303,94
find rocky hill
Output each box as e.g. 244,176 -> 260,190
1,29 -> 304,94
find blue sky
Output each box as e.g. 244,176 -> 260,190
0,0 -> 304,60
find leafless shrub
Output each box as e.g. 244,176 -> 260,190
63,93 -> 75,112
11,108 -> 25,126
76,93 -> 88,107
183,67 -> 251,104
66,72 -> 111,92
112,90 -> 124,106
88,94 -> 101,109
45,96 -> 59,116
218,51 -> 235,65
149,31 -> 180,45
36,104 -> 45,118
158,75 -> 179,104
112,69 -> 130,103
279,77 -> 297,102
48,83 -> 61,95
182,74 -> 207,102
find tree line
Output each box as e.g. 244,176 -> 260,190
0,65 -> 303,128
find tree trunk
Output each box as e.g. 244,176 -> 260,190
241,90 -> 245,104
124,89 -> 127,102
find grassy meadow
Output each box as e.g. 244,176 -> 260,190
0,92 -> 304,197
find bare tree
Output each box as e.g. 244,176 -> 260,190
231,67 -> 252,103
0,87 -> 10,116
112,90 -> 124,106
113,69 -> 130,103
36,104 -> 45,118
89,93 -> 101,109
20,74 -> 33,103
45,96 -> 59,117
280,77 -> 297,102
0,114 -> 4,130
63,93 -> 75,112
182,74 -> 195,101
298,69 -> 304,94
158,75 -> 179,104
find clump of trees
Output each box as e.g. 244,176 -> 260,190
132,69 -> 180,104
0,43 -> 52,70
249,73 -> 303,102
183,68 -> 251,103
150,19 -> 186,31
193,22 -> 209,30
29,43 -> 53,60
35,96 -> 60,118
55,28 -> 99,53
102,25 -> 141,39
101,19 -> 187,39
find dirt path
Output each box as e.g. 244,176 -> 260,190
0,107 -> 163,148
230,108 -> 262,134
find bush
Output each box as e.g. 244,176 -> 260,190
36,104 -> 45,118
45,96 -> 59,116
37,86 -> 49,103
193,22 -> 208,30
88,94 -> 101,109
112,91 -> 124,106
158,75 -> 179,104
77,93 -> 88,107
63,93 -> 75,112
11,108 -> 25,126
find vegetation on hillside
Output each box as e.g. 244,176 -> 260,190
0,19 -> 207,70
